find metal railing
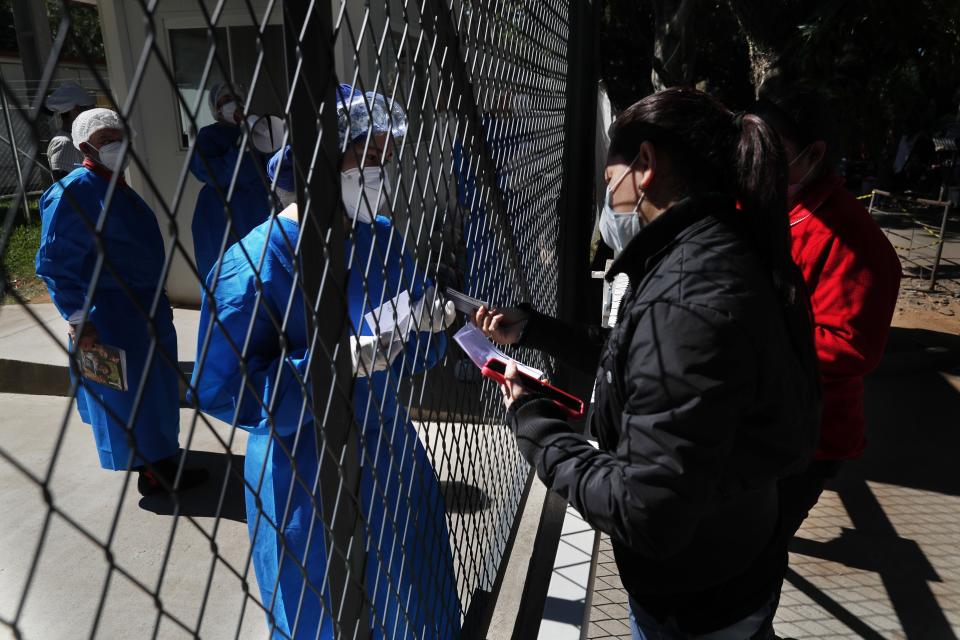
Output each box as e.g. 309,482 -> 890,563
867,189 -> 958,292
0,1 -> 591,638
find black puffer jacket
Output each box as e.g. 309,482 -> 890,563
509,195 -> 820,632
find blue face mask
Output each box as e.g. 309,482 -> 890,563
599,155 -> 645,255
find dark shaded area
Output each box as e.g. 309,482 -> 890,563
784,568 -> 886,640
786,327 -> 960,639
790,472 -> 956,640
440,480 -> 490,514
0,357 -> 69,396
138,450 -> 246,523
541,595 -> 586,626
861,328 -> 960,497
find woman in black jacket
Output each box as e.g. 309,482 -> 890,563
476,87 -> 820,638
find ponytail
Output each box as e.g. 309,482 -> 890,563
732,112 -> 802,303
735,112 -> 817,380
609,88 -> 817,382
609,88 -> 805,305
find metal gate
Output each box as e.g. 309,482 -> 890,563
0,1 -> 590,638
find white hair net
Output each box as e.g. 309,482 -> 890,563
337,90 -> 407,148
208,82 -> 246,119
45,82 -> 95,113
71,108 -> 125,150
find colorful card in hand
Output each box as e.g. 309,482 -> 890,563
75,342 -> 128,392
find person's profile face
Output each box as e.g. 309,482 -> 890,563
340,133 -> 394,171
217,94 -> 237,110
86,127 -> 123,152
603,153 -> 643,213
784,136 -> 823,187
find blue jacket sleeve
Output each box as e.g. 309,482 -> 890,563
193,270 -> 312,437
35,187 -> 97,319
189,125 -> 244,189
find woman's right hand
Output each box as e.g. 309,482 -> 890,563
474,306 -> 529,345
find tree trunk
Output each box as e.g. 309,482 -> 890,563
650,0 -> 697,91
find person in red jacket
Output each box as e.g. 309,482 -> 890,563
755,84 -> 902,624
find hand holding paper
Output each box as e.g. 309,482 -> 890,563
454,323 -> 585,418
474,305 -> 529,346
453,323 -> 544,380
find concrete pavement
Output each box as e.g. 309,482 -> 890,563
0,395 -> 260,640
0,304 -> 202,398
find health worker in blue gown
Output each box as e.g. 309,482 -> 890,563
189,82 -> 270,283
191,88 -> 462,639
35,108 -> 208,496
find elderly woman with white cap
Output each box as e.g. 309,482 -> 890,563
191,86 -> 460,639
188,82 -> 270,285
35,108 -> 208,496
44,82 -> 95,180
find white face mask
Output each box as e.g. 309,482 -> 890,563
341,167 -> 388,223
95,141 -> 128,174
219,100 -> 238,123
599,155 -> 644,256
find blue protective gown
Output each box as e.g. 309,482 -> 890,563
193,215 -> 461,639
35,166 -> 180,470
453,140 -> 497,302
189,122 -> 271,282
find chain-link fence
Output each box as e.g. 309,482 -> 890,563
867,189 -> 959,292
0,0 -> 587,638
0,104 -> 48,197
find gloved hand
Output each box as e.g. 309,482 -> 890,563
350,335 -> 403,377
411,287 -> 456,333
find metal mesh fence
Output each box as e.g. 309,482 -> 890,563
0,0 -> 579,638
0,103 -> 50,196
867,189 -> 959,292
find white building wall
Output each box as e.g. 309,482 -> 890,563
94,0 -> 419,304
96,0 -> 283,305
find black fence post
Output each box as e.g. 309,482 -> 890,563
285,2 -> 368,637
556,0 -> 600,396
509,3 -> 600,635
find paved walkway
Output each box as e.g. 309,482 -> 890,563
585,326 -> 960,639
0,303 -> 200,367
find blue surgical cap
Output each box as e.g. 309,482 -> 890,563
267,144 -> 294,192
269,86 -> 407,181
336,84 -> 407,149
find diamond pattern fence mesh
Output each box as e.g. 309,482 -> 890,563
0,0 -> 582,638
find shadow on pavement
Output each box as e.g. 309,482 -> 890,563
138,450 -> 247,523
862,328 -> 960,497
440,480 -> 490,514
784,568 -> 886,640
787,326 -> 960,639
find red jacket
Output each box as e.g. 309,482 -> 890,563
790,174 -> 901,459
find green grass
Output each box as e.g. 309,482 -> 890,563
2,196 -> 46,304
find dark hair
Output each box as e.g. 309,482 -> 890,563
607,87 -> 797,299
755,78 -> 839,166
608,88 -> 817,390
